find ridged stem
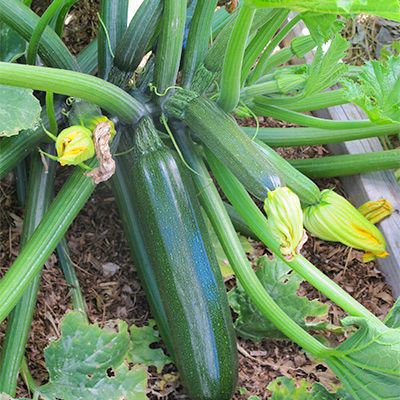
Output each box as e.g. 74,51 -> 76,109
0,161 -> 96,324
241,9 -> 288,83
0,62 -> 146,123
26,0 -> 65,65
182,0 -> 218,88
218,4 -> 255,112
154,0 -> 187,105
98,0 -> 128,79
0,147 -> 56,395
252,102 -> 375,129
241,124 -> 400,147
249,13 -> 301,85
290,149 -> 400,178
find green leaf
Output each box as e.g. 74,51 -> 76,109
342,56 -> 400,124
229,256 -> 329,341
301,13 -> 344,45
244,0 -> 400,22
0,85 -> 41,137
128,320 -> 171,373
36,312 -> 148,400
384,297 -> 400,329
326,317 -> 400,400
304,35 -> 349,96
267,377 -> 343,399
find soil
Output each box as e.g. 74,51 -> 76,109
0,2 -> 395,400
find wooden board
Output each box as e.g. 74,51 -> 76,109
289,24 -> 400,296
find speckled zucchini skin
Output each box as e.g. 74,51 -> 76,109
114,117 -> 238,400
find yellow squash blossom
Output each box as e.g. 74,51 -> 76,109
264,187 -> 307,260
56,126 -> 95,166
303,190 -> 388,262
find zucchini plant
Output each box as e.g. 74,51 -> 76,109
0,0 -> 399,399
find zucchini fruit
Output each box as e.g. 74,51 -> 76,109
165,89 -> 321,205
111,117 -> 238,400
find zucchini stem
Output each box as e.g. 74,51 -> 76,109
0,62 -> 146,123
218,4 -> 255,112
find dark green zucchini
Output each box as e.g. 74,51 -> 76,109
111,117 -> 238,400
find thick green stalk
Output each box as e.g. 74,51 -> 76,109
26,0 -> 65,65
218,4 -> 255,112
173,126 -> 328,356
241,124 -> 400,147
182,0 -> 218,87
0,0 -> 78,70
14,161 -> 27,207
0,161 -> 96,324
154,0 -> 187,104
76,39 -> 98,75
262,35 -> 316,74
108,0 -> 162,88
54,0 -> 78,37
240,74 -> 306,99
98,0 -> 129,79
241,9 -> 288,83
249,14 -> 301,85
56,238 -> 87,316
224,203 -> 257,240
252,102 -> 375,129
290,149 -> 400,178
206,150 -> 380,324
251,89 -> 348,112
0,147 -> 56,395
0,62 -> 146,122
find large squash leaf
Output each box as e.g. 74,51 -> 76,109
267,377 -> 344,399
36,312 -> 148,400
229,256 -> 329,341
342,56 -> 400,124
244,0 -> 400,22
128,320 -> 171,373
0,85 -> 41,137
384,297 -> 400,329
325,317 -> 400,400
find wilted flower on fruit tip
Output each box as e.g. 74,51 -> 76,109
85,116 -> 116,138
358,199 -> 394,225
264,187 -> 307,260
303,189 -> 388,262
56,126 -> 95,166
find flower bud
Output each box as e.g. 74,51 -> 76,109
303,190 -> 389,262
358,199 -> 394,225
56,126 -> 95,166
264,187 -> 307,260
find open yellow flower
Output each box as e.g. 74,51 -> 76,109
264,187 -> 307,260
56,126 -> 95,166
303,190 -> 388,262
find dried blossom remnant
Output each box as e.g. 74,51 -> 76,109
85,121 -> 115,184
217,0 -> 238,13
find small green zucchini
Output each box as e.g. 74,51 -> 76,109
111,117 -> 238,400
165,89 -> 321,205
